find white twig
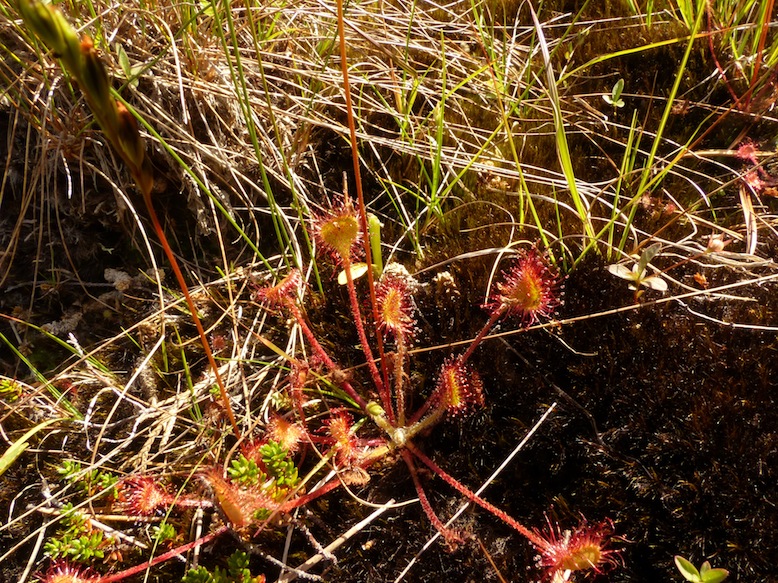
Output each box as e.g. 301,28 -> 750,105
276,499 -> 396,583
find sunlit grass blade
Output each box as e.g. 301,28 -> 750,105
0,418 -> 64,477
618,0 -> 706,252
529,3 -> 596,252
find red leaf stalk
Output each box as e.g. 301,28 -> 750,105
406,442 -> 550,552
341,255 -> 392,419
98,527 -> 227,583
402,450 -> 462,546
284,297 -> 369,412
335,0 -> 392,411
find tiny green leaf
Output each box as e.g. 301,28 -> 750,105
115,44 -> 141,89
368,213 -> 384,275
703,570 -> 728,583
0,418 -> 63,477
638,243 -> 662,274
116,43 -> 131,76
642,275 -> 668,291
603,79 -> 625,107
607,263 -> 639,281
612,78 -> 624,101
700,561 -> 729,583
338,262 -> 370,285
675,555 -> 701,582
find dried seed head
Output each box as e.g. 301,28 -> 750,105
116,100 -> 145,169
534,517 -> 619,580
18,0 -> 82,78
116,476 -> 173,516
80,37 -> 114,124
312,197 -> 362,263
376,275 -> 415,341
486,250 -> 562,326
435,357 -> 484,417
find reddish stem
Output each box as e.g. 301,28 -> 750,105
279,476 -> 343,512
284,300 -> 338,370
406,377 -> 446,427
143,194 -> 241,440
99,526 -> 228,582
402,449 -> 462,545
706,5 -> 740,104
102,478 -> 344,582
283,298 -> 369,411
460,309 -> 504,365
746,0 -> 774,109
342,256 -> 392,420
406,442 -> 551,551
408,301 -> 504,424
394,335 -> 407,425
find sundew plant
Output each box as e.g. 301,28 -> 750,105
1,0 -> 778,581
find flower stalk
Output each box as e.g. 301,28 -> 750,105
335,0 -> 392,409
18,0 -> 241,439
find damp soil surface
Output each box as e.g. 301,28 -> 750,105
297,258 -> 778,583
2,233 -> 778,583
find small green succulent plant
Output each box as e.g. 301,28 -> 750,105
674,555 -> 729,583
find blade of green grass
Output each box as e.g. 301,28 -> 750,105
205,0 -> 293,268
0,417 -> 64,477
618,0 -> 706,251
0,331 -> 82,419
529,4 -> 597,251
469,0 -> 549,249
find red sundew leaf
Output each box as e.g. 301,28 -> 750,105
115,476 -> 174,516
485,249 -> 562,326
435,357 -> 485,417
375,274 -> 416,341
311,196 -> 362,264
534,517 -> 620,580
37,561 -> 99,583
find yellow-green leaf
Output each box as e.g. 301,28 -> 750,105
0,418 -> 63,477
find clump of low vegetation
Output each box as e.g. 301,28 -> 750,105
1,0 -> 777,582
